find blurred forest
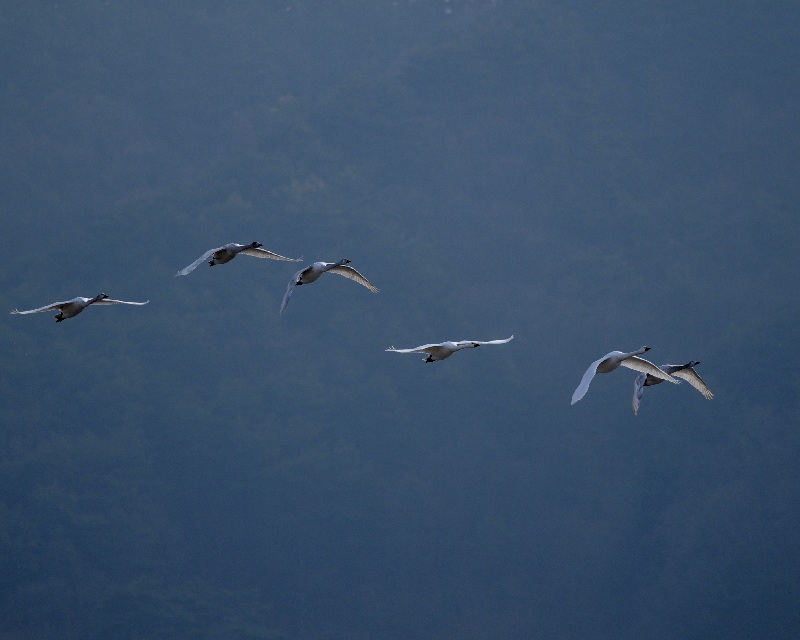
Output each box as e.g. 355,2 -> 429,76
2,1 -> 799,638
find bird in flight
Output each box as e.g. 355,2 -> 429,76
571,346 -> 677,405
280,259 -> 378,314
175,242 -> 301,277
11,294 -> 149,322
386,336 -> 514,362
632,360 -> 713,415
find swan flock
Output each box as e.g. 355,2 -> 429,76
12,239 -> 712,411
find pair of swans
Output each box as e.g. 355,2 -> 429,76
174,242 -> 379,315
571,346 -> 713,411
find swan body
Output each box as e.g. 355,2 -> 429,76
632,360 -> 713,415
11,294 -> 149,322
571,346 -> 678,405
175,242 -> 301,277
386,336 -> 514,362
280,259 -> 378,314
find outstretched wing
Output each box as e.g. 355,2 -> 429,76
240,246 -> 302,262
174,246 -> 224,277
632,373 -> 647,415
620,356 -> 678,383
93,299 -> 150,306
571,355 -> 605,405
10,300 -> 73,314
327,265 -> 379,292
386,343 -> 445,355
673,367 -> 713,399
474,336 -> 514,346
280,271 -> 303,314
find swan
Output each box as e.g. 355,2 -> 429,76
386,336 -> 514,362
280,259 -> 378,314
632,360 -> 713,415
175,242 -> 301,276
571,346 -> 678,405
11,294 -> 149,322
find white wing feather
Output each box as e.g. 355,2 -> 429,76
632,373 -> 646,415
174,247 -> 223,277
240,247 -> 302,262
93,299 -> 149,306
10,300 -> 75,314
571,355 -> 606,405
386,343 -> 448,354
280,271 -> 303,314
327,265 -> 379,292
619,356 -> 678,383
673,368 -> 714,399
474,336 -> 514,346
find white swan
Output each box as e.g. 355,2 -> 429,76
632,360 -> 713,415
386,336 -> 514,362
11,294 -> 149,322
175,242 -> 301,277
280,259 -> 378,314
571,346 -> 678,405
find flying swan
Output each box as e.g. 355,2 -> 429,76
571,346 -> 678,405
175,242 -> 301,277
632,360 -> 713,415
386,336 -> 514,362
11,294 -> 149,322
280,259 -> 378,314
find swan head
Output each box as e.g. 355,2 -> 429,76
641,345 -> 651,352
250,242 -> 262,248
471,342 -> 480,348
339,258 -> 352,265
97,293 -> 109,300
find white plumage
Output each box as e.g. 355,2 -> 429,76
11,294 -> 149,322
632,360 -> 713,415
280,259 -> 378,314
175,242 -> 301,277
571,346 -> 678,405
386,336 -> 514,362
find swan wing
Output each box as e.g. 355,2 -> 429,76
673,367 -> 713,399
386,343 -> 446,354
620,356 -> 679,383
474,336 -> 514,346
240,247 -> 302,262
10,299 -> 75,314
93,299 -> 150,306
280,272 -> 303,314
571,355 -> 606,405
632,373 -> 647,415
174,247 -> 223,277
327,265 -> 379,292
